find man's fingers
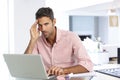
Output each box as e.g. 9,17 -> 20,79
51,66 -> 57,74
35,20 -> 38,24
58,69 -> 64,75
54,67 -> 64,76
30,20 -> 40,40
33,20 -> 38,26
47,66 -> 55,75
48,66 -> 64,76
54,67 -> 61,75
31,20 -> 38,30
47,69 -> 51,76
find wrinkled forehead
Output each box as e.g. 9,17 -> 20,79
38,17 -> 52,24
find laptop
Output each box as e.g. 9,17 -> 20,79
3,54 -> 55,80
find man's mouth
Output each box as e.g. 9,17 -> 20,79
43,31 -> 48,36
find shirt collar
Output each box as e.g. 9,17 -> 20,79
41,27 -> 61,46
56,27 -> 61,43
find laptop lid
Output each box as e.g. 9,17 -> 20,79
3,54 -> 50,79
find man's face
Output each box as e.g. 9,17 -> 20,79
37,17 -> 56,38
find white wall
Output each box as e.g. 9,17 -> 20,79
108,27 -> 120,44
0,0 -> 12,80
14,0 -> 45,53
98,16 -> 120,44
0,0 -> 9,53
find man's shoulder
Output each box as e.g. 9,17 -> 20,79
58,28 -> 75,36
63,31 -> 77,38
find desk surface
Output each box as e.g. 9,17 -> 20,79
1,53 -> 119,80
92,72 -> 120,80
92,64 -> 120,80
10,64 -> 120,80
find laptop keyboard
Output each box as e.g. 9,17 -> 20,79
95,68 -> 120,78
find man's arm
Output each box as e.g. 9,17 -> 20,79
24,39 -> 37,54
24,20 -> 40,54
47,65 -> 88,76
63,65 -> 88,74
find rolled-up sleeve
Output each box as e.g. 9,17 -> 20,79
72,33 -> 93,71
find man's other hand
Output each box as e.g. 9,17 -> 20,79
47,66 -> 65,76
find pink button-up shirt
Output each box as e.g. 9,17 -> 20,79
32,28 -> 93,71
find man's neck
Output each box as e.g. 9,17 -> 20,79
46,27 -> 56,46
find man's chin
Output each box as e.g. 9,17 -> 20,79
43,35 -> 49,38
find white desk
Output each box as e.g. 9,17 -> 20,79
91,72 -> 120,80
13,64 -> 120,80
67,64 -> 120,80
4,64 -> 120,80
91,64 -> 120,80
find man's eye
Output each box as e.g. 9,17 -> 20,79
38,24 -> 41,27
45,23 -> 49,26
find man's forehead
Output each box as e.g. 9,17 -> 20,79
38,21 -> 50,25
38,17 -> 51,22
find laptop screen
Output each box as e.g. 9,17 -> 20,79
3,54 -> 49,79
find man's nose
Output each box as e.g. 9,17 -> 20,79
41,26 -> 46,31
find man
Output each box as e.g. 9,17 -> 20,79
25,7 -> 93,77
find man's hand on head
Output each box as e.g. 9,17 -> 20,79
47,66 -> 65,76
30,20 -> 40,41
